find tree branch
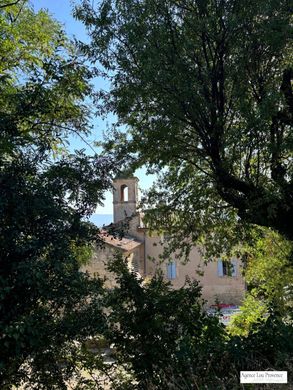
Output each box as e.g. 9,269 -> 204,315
0,0 -> 21,9
280,68 -> 293,113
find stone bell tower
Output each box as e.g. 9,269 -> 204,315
113,176 -> 139,223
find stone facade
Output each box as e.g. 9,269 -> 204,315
84,177 -> 246,306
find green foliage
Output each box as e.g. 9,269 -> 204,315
1,2 -> 291,388
0,1 -> 62,73
0,1 -> 92,158
104,253 -> 229,389
71,241 -> 95,266
228,311 -> 293,377
0,1 -> 115,388
228,230 -> 293,336
0,144 -> 111,390
244,230 -> 293,312
92,254 -> 293,389
228,294 -> 268,337
75,0 -> 293,255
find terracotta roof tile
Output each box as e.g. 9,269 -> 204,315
100,231 -> 143,251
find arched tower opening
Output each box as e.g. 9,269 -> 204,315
113,176 -> 139,223
120,185 -> 129,202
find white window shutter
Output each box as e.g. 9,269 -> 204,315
217,259 -> 224,276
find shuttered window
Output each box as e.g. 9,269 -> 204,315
217,259 -> 237,277
167,261 -> 177,279
217,259 -> 224,276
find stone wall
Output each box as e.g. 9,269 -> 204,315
84,230 -> 245,306
144,236 -> 245,306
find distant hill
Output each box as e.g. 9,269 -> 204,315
89,214 -> 113,227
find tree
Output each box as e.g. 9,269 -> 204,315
88,253 -> 293,389
0,2 -> 114,388
228,230 -> 293,336
103,254 -> 229,389
75,0 -> 293,249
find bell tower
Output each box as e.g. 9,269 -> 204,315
113,176 -> 139,223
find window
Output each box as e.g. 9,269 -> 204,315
120,185 -> 128,201
217,259 -> 237,277
167,261 -> 177,279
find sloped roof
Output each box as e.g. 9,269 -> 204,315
100,231 -> 143,252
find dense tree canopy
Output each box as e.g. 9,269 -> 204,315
75,0 -> 293,251
1,1 -> 292,388
87,253 -> 293,389
228,229 -> 293,336
0,2 -> 114,387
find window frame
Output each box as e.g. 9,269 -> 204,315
217,259 -> 237,277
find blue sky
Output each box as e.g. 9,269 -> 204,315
31,0 -> 155,214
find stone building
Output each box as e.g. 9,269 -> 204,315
84,176 -> 245,306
